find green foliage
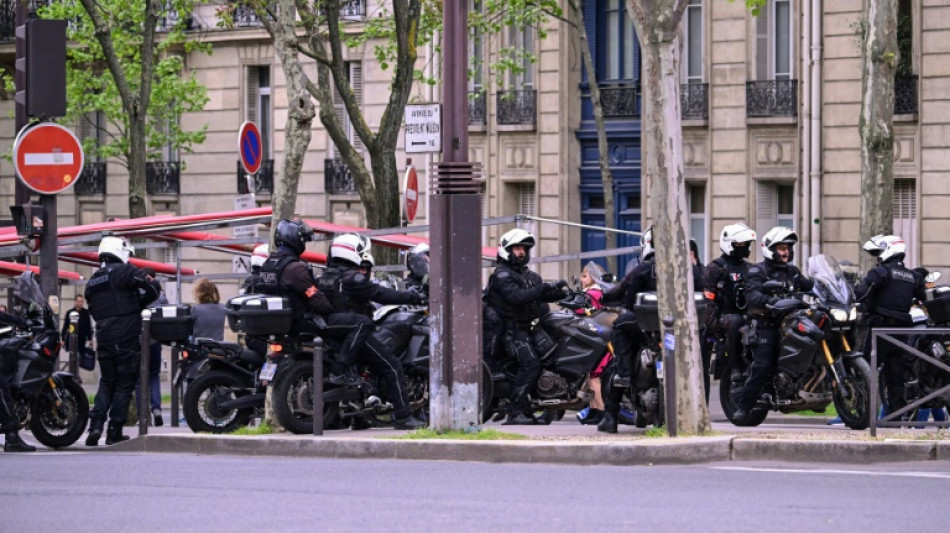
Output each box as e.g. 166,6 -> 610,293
391,428 -> 528,440
230,421 -> 275,435
740,0 -> 768,17
38,0 -> 210,167
644,427 -> 668,438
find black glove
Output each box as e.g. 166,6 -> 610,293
409,292 -> 427,305
556,279 -> 568,290
541,282 -> 563,302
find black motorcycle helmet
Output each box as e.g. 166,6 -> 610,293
274,219 -> 314,256
406,243 -> 429,279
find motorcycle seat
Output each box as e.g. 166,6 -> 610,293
238,349 -> 265,366
195,338 -> 244,354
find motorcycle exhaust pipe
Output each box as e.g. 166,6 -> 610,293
217,392 -> 265,411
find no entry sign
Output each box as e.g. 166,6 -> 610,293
404,165 -> 419,223
238,121 -> 263,175
13,122 -> 84,195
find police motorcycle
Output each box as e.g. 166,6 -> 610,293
481,284 -> 618,424
1,273 -> 88,448
599,291 -> 709,428
720,255 -> 872,429
900,277 -> 950,418
144,305 -> 267,433
227,294 -> 430,434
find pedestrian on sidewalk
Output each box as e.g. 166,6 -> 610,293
191,278 -> 225,342
575,264 -> 606,425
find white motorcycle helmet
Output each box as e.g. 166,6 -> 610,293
760,226 -> 798,262
98,236 -> 134,264
641,226 -> 654,260
872,235 -> 906,262
497,228 -> 536,267
861,234 -> 887,258
719,223 -> 757,259
330,233 -> 371,267
250,244 -> 269,269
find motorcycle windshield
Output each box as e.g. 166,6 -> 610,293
805,255 -> 852,307
584,261 -> 615,292
13,272 -> 58,330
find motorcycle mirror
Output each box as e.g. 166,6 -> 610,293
602,273 -> 615,283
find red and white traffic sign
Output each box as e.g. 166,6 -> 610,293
13,122 -> 84,195
238,121 -> 263,175
404,164 -> 419,223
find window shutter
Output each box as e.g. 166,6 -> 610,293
755,181 -> 776,242
332,72 -> 346,158
246,66 -> 259,123
584,0 -> 597,81
520,182 -> 536,216
756,6 -> 769,80
350,62 -> 364,154
893,178 -> 917,266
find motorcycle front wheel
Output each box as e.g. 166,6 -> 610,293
183,371 -> 253,434
272,360 -> 340,434
833,357 -> 872,430
29,377 -> 89,449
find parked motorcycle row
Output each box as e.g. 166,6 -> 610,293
7,250 -> 949,449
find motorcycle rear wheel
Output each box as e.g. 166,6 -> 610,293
833,357 -> 872,430
29,377 -> 89,449
183,371 -> 253,434
272,360 -> 340,434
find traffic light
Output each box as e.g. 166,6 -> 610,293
15,19 -> 67,118
10,203 -> 46,238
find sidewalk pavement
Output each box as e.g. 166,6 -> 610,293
97,408 -> 949,466
79,382 -> 950,466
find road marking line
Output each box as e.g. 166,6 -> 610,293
712,466 -> 950,480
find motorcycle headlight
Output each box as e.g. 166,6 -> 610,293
830,309 -> 849,323
849,306 -> 858,322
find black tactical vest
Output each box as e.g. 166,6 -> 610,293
712,256 -> 750,314
258,255 -> 309,317
85,264 -> 140,321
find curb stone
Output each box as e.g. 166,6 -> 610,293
731,438 -> 936,463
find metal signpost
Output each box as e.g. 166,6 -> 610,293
234,122 -> 262,250
404,162 -> 419,224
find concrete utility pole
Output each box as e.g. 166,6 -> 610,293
428,2 -> 483,431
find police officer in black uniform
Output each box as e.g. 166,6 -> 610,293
854,234 -> 926,416
485,228 -> 567,425
704,223 -> 757,388
733,227 -> 814,425
317,232 -> 427,430
0,309 -> 34,452
240,244 -> 269,295
404,243 -> 429,293
84,236 -> 160,445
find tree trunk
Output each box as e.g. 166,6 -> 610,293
369,150 -> 401,266
575,0 -> 618,274
127,109 -> 148,219
858,0 -> 899,273
627,0 -> 709,435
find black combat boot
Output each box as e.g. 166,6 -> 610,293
597,411 -> 618,434
105,423 -> 130,445
4,431 -> 36,452
392,415 -> 426,430
85,418 -> 104,446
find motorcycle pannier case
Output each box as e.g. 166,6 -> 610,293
149,305 -> 196,343
923,286 -> 950,325
633,293 -> 660,332
227,295 -> 292,336
226,295 -> 258,333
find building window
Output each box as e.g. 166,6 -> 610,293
506,25 -> 534,89
469,0 -> 486,125
603,0 -> 636,82
246,65 -> 272,159
683,0 -> 703,84
893,178 -> 917,267
688,183 -> 707,263
755,181 -> 796,248
332,62 -> 364,156
755,0 -> 793,81
895,0 -> 918,115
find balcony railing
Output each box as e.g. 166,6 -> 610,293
75,162 -> 107,196
746,79 -> 798,117
894,75 -> 918,115
496,89 -> 537,125
680,82 -> 708,120
158,1 -> 194,31
341,0 -> 366,20
0,0 -> 49,41
146,161 -> 181,195
233,1 -> 266,27
237,159 -> 274,195
325,158 -> 358,194
469,91 -> 486,126
599,85 -> 638,117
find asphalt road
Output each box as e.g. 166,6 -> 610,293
3,453 -> 949,532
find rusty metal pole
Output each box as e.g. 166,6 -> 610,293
14,3 -> 29,208
429,2 -> 483,431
